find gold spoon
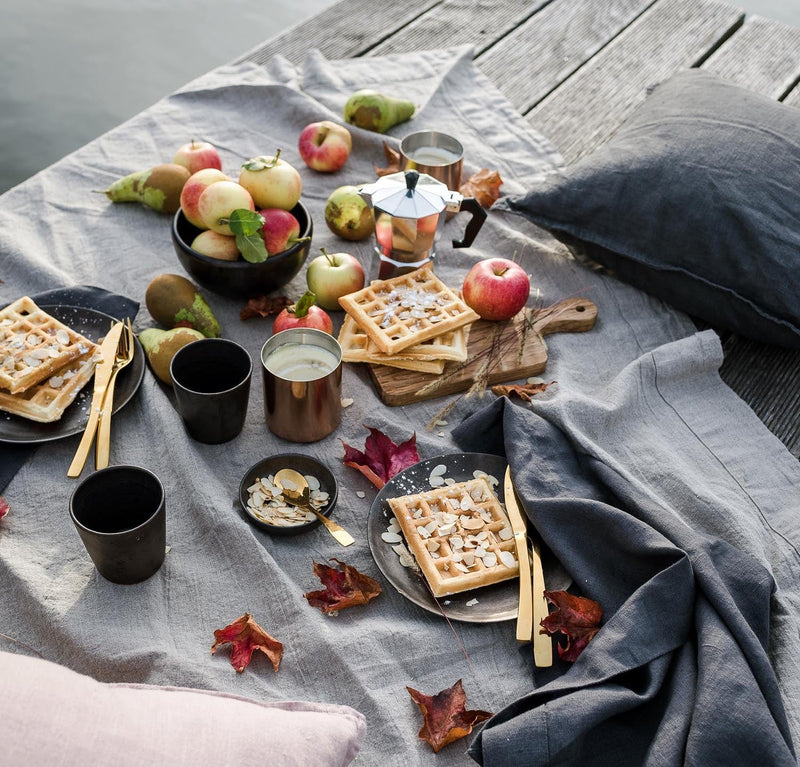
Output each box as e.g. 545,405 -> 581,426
273,468 -> 355,547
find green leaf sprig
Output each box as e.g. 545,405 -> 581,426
226,209 -> 268,263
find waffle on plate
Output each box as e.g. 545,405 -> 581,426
387,477 -> 519,597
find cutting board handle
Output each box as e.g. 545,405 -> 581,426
531,297 -> 597,336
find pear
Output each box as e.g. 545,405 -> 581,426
343,90 -> 415,133
100,163 -> 191,213
138,327 -> 205,385
145,274 -> 221,338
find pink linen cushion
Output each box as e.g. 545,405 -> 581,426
1,650 -> 365,766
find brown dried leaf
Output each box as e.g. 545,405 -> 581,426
211,612 -> 283,673
459,168 -> 503,208
240,295 -> 292,321
406,679 -> 492,753
540,590 -> 603,662
491,380 -> 555,402
374,141 -> 401,177
304,558 -> 382,614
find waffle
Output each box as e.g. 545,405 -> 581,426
338,267 -> 479,356
387,477 -> 519,597
0,348 -> 99,423
337,315 -> 472,374
0,297 -> 97,394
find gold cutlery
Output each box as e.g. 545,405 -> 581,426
67,321 -> 125,478
503,466 -> 533,642
95,318 -> 135,470
529,537 -> 553,667
273,468 -> 355,547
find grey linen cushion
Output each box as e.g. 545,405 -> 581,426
495,68 -> 800,348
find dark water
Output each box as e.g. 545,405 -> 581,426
0,0 -> 797,195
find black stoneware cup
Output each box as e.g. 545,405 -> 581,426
69,465 -> 166,585
169,338 -> 253,444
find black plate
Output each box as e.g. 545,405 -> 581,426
368,452 -> 519,623
0,305 -> 144,444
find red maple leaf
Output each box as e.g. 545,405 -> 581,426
340,426 -> 419,489
211,612 -> 283,673
304,559 -> 382,614
540,590 -> 603,662
0,497 -> 8,520
406,679 -> 492,753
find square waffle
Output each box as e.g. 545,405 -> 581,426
0,348 -> 99,422
387,477 -> 519,597
338,267 -> 479,356
0,296 -> 98,394
337,315 -> 471,374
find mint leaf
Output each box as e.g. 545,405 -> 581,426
228,209 -> 265,237
237,232 -> 269,263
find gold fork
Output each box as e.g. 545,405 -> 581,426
95,318 -> 135,469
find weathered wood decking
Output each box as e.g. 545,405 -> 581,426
236,0 -> 800,457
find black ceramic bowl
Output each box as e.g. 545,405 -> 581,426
172,201 -> 313,298
239,453 -> 338,536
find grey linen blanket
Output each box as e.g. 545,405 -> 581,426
1,46 -> 799,765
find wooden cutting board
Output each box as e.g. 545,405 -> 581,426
368,297 -> 597,406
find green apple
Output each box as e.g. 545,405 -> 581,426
238,150 -> 302,210
197,181 -> 255,235
305,247 -> 365,310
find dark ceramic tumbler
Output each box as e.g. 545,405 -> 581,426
70,465 -> 166,584
170,338 -> 253,444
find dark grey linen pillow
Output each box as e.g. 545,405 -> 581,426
495,68 -> 800,348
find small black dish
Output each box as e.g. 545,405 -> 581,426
172,201 -> 313,298
239,453 -> 338,536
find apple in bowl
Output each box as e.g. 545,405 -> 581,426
298,121 -> 352,172
462,258 -> 531,321
239,151 -> 302,210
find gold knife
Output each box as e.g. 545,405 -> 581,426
530,537 -> 554,667
67,321 -> 124,478
503,466 -> 533,642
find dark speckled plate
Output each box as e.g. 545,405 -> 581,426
367,452 -> 519,623
0,305 -> 144,444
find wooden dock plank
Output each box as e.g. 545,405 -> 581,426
476,0 -> 658,113
703,15 -> 800,97
235,0 -> 441,65
368,0 -> 549,58
526,0 -> 743,162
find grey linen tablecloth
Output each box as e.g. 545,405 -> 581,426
1,46 -> 799,765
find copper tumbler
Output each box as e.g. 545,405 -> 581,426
399,130 -> 464,192
261,328 -> 342,442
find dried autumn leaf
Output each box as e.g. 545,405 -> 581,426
540,590 -> 603,662
406,679 -> 492,753
304,558 -> 382,614
491,380 -> 555,402
341,425 -> 419,489
211,612 -> 283,673
374,140 -> 401,177
0,496 -> 8,520
459,168 -> 503,208
240,295 -> 292,321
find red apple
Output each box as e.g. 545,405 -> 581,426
180,168 -> 228,228
272,291 -> 333,335
297,120 -> 352,172
258,208 -> 309,255
462,258 -> 531,321
190,230 -> 240,261
173,140 -> 222,175
239,150 -> 302,210
197,181 -> 255,235
305,247 -> 365,310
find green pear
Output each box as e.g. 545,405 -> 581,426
100,163 -> 191,213
138,327 -> 205,385
145,274 -> 220,338
343,90 -> 415,133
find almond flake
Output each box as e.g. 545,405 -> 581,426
499,550 -> 516,568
